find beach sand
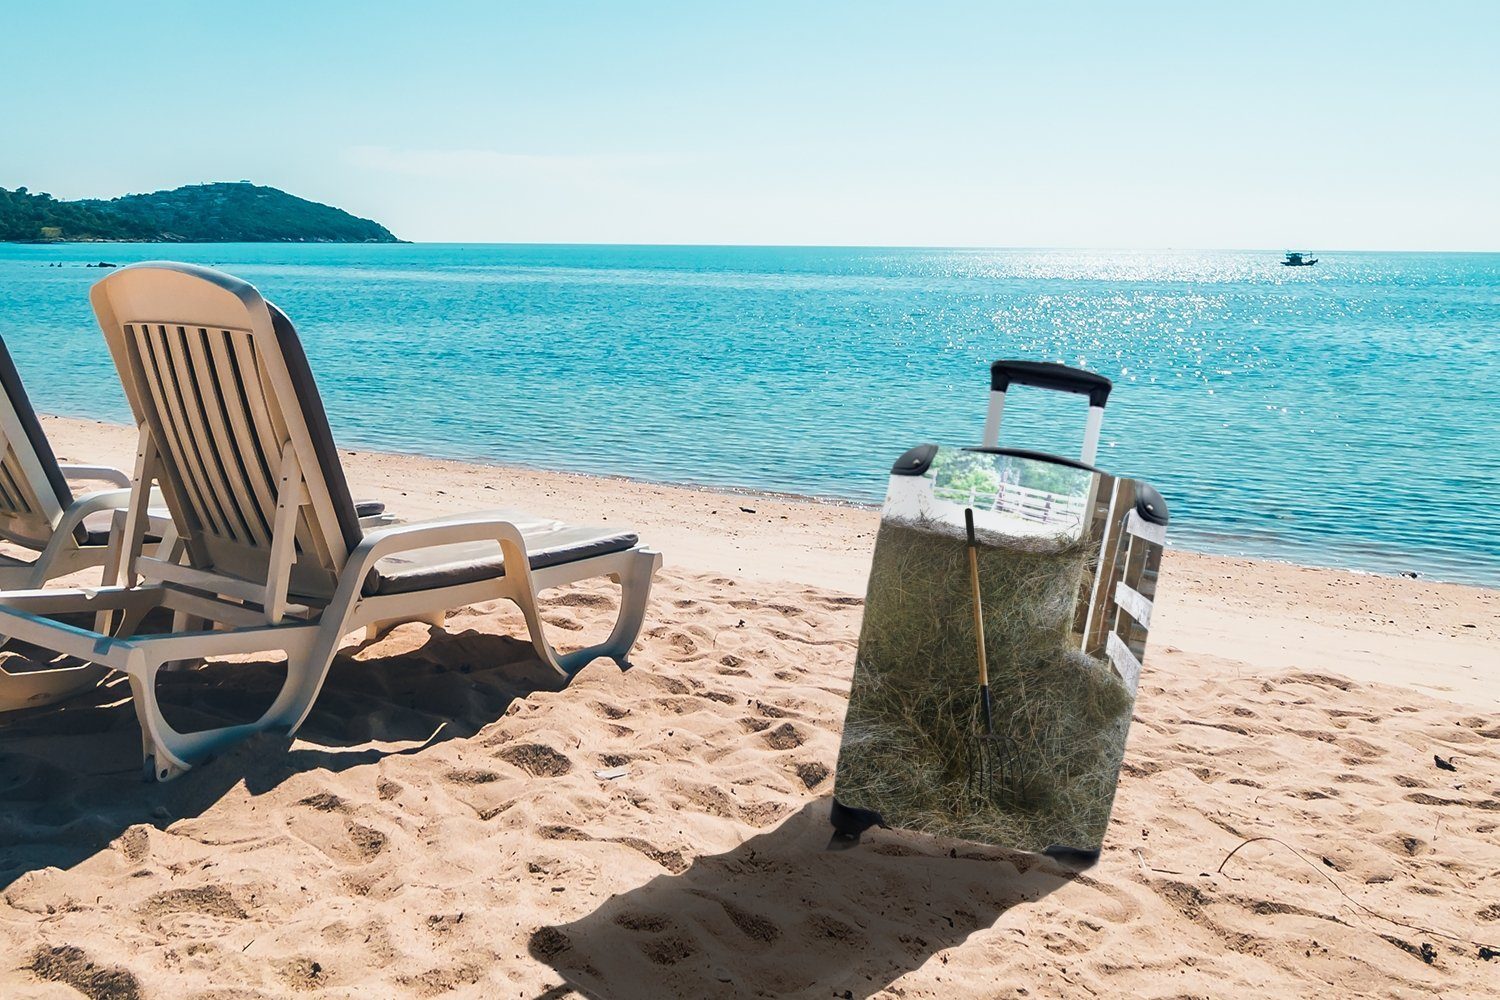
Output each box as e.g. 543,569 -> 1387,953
1,415 -> 1496,998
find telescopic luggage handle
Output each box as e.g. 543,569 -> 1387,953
983,360 -> 1113,465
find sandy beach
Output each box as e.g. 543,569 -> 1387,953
2,415 -> 1496,999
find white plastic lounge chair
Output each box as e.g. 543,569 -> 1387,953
0,336 -> 164,590
0,262 -> 661,780
0,337 -> 184,711
0,335 -> 390,713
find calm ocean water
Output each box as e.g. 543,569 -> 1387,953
0,244 -> 1495,587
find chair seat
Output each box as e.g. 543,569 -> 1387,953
363,511 -> 638,597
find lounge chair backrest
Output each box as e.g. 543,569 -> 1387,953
90,263 -> 364,600
0,337 -> 76,548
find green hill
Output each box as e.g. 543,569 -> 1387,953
0,182 -> 401,243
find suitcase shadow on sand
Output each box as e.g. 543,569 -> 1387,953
528,799 -> 1079,999
0,623 -> 567,893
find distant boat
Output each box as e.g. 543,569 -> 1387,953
1281,251 -> 1318,267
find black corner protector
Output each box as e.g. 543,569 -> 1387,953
828,798 -> 888,850
891,444 -> 939,476
1134,483 -> 1169,526
1042,844 -> 1102,869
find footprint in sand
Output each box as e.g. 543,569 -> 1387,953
29,946 -> 144,1000
542,612 -> 586,631
496,743 -> 573,777
612,837 -> 689,873
138,885 -> 248,938
736,800 -> 789,828
340,871 -> 405,901
141,885 -> 247,919
343,822 -> 389,861
710,896 -> 782,945
396,963 -> 486,996
530,926 -> 572,960
762,722 -> 805,750
791,761 -> 830,790
550,591 -> 615,610
648,675 -> 693,695
277,956 -> 333,992
614,910 -> 674,933
664,780 -> 738,820
297,791 -> 348,812
809,593 -> 863,608
802,912 -> 867,949
655,696 -> 706,716
640,931 -> 699,966
115,825 -> 151,864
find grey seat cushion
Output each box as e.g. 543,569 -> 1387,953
363,510 -> 638,597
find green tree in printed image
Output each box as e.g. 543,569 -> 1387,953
930,449 -> 1005,500
931,450 -> 1091,505
1013,459 -> 1090,498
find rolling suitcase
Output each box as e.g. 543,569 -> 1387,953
830,360 -> 1169,860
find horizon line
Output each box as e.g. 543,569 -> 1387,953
13,240 -> 1500,255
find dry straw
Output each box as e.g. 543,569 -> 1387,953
835,514 -> 1134,851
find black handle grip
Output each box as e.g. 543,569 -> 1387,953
989,360 -> 1112,408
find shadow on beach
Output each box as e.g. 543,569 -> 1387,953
0,622 -> 563,894
529,799 -> 1077,1000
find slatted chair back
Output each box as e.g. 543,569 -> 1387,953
0,338 -> 77,549
90,263 -> 364,603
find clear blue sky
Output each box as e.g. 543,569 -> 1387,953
3,2 -> 1496,248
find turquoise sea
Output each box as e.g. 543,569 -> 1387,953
0,244 -> 1495,587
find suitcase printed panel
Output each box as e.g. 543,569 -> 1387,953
832,363 -> 1168,856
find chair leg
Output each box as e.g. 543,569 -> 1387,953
127,635 -> 326,782
595,549 -> 660,667
517,549 -> 661,677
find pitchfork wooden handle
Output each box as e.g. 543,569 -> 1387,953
965,508 -> 989,690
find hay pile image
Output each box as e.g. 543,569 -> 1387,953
834,513 -> 1135,852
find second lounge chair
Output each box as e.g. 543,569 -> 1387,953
0,262 -> 662,780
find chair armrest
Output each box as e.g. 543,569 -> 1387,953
59,488 -> 169,540
55,488 -> 135,539
59,464 -> 132,488
346,513 -> 534,585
